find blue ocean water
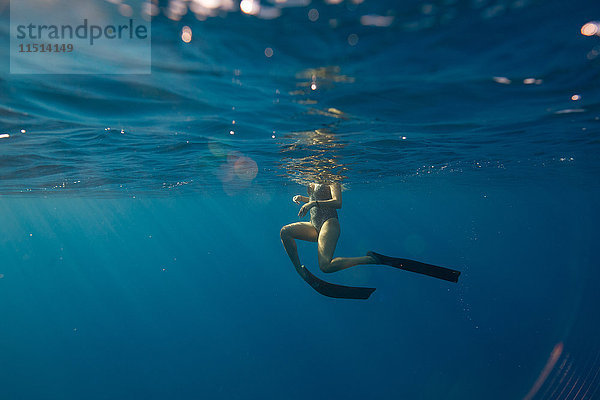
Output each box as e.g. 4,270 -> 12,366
1,0 -> 599,398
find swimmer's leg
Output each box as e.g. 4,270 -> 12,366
282,221 -> 375,299
317,218 -> 377,273
280,222 -> 318,268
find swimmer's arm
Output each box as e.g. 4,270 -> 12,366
311,183 -> 342,209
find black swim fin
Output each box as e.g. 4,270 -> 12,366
367,251 -> 461,283
294,264 -> 376,300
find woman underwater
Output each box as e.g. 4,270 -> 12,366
280,181 -> 461,299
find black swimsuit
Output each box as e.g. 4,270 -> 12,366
309,184 -> 338,233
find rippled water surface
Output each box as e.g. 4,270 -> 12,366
1,0 -> 598,193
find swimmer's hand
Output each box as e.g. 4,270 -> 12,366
293,195 -> 308,204
298,202 -> 316,218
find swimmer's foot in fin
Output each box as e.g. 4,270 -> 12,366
367,251 -> 461,283
295,264 -> 375,300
